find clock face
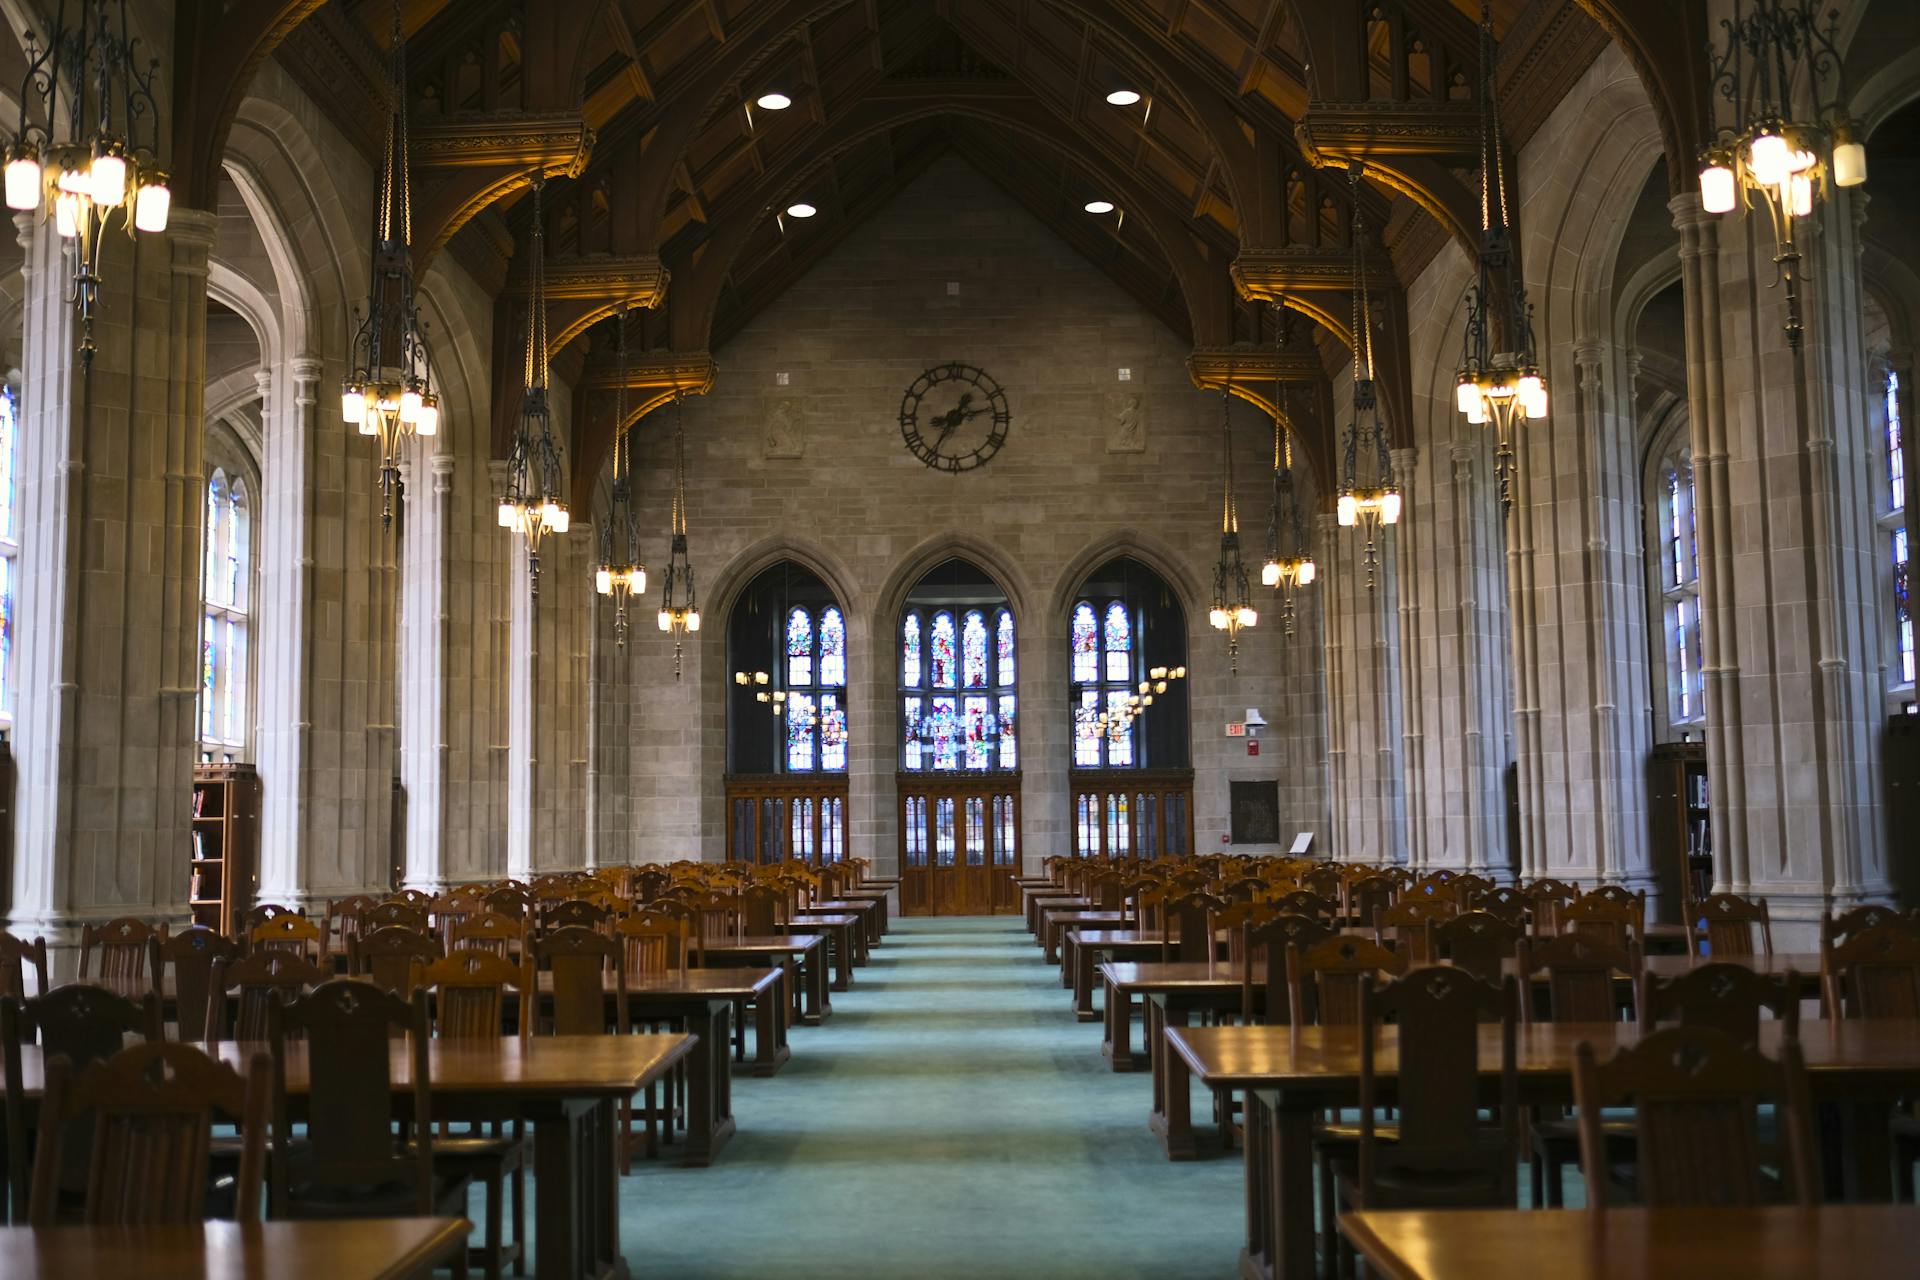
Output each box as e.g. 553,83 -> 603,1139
899,363 -> 1010,472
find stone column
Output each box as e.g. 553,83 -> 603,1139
9,207 -> 217,963
1321,497 -> 1408,863
398,451 -> 455,892
504,532 -> 535,882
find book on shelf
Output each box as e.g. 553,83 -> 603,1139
191,828 -> 205,860
192,787 -> 206,817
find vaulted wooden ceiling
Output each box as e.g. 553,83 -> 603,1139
266,0 -> 1611,502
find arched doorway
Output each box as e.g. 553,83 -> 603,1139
896,557 -> 1019,914
1067,555 -> 1193,859
724,560 -> 850,865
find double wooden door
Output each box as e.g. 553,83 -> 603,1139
899,775 -> 1020,915
725,775 -> 849,866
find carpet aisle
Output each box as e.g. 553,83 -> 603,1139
625,915 -> 1246,1278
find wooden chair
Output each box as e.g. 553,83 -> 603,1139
388,889 -> 431,908
1583,884 -> 1648,939
1268,889 -> 1339,923
362,901 -> 429,934
1573,1025 -> 1818,1209
77,918 -> 166,988
240,903 -> 300,936
1560,894 -> 1640,949
1,984 -> 163,1222
208,951 -> 331,1041
1521,879 -> 1579,935
1685,893 -> 1774,958
1638,962 -> 1800,1046
1241,914 -> 1336,1025
414,950 -> 529,1278
614,909 -> 693,978
1372,899 -> 1453,964
1328,969 -> 1520,1275
248,914 -> 324,962
1448,873 -> 1496,907
1821,903 -> 1907,951
1158,891 -> 1227,965
544,898 -> 614,935
320,895 -> 380,960
1466,885 -> 1529,929
1345,874 -> 1395,929
528,927 -> 665,1169
1433,910 -> 1523,984
1285,935 -> 1406,1029
1822,922 -> 1920,1018
348,925 -> 442,997
150,927 -> 240,1041
428,894 -> 477,950
449,911 -> 526,960
0,932 -> 48,1001
268,980 -> 470,1229
481,888 -> 530,922
449,882 -> 493,900
28,1040 -> 269,1225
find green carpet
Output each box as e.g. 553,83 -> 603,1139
622,915 -> 1247,1278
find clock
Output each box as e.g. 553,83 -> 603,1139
899,362 -> 1010,472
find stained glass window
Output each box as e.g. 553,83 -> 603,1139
200,469 -> 250,759
821,693 -> 847,771
903,696 -> 923,770
929,696 -> 959,769
820,607 -> 846,687
1887,372 -> 1912,693
1072,603 -> 1098,682
1069,597 -> 1143,768
962,610 -> 988,687
786,692 -> 817,771
0,384 -> 17,725
1896,527 -> 1912,686
1650,445 -> 1705,734
998,694 -> 1017,768
1103,602 -> 1131,682
1889,371 -> 1905,514
963,695 -> 993,768
997,609 -> 1015,684
930,612 -> 956,688
903,613 -> 922,687
786,608 -> 813,687
1074,689 -> 1102,766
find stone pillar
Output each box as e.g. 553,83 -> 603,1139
9,207 -> 217,961
398,451 -> 455,892
504,531 -> 535,882
1321,499 -> 1408,863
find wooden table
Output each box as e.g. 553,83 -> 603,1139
1067,929 -> 1169,1020
705,934 -> 830,1024
779,913 -> 863,988
1338,1205 -> 1920,1280
4,1036 -> 690,1280
623,967 -> 790,1082
1166,1019 -> 1920,1280
797,898 -> 884,948
1099,959 -> 1247,1073
1023,888 -> 1088,935
1040,908 -> 1126,966
0,1217 -> 473,1279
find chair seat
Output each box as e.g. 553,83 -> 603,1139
284,1172 -> 470,1219
1314,1120 -> 1401,1145
410,1134 -> 527,1167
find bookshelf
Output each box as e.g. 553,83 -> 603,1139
190,762 -> 259,936
1647,741 -> 1711,922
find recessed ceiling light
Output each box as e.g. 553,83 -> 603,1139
1084,200 -> 1115,214
756,92 -> 793,111
786,202 -> 817,218
1106,89 -> 1142,106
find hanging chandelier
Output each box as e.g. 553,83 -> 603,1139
3,0 -> 172,370
593,307 -> 647,645
1454,0 -> 1545,511
1698,0 -> 1865,349
1261,302 -> 1316,636
733,669 -> 786,714
497,177 -> 570,595
1208,383 -> 1257,673
1336,169 -> 1401,592
657,392 -> 700,678
343,3 -> 437,529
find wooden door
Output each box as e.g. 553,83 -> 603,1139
900,776 -> 1020,915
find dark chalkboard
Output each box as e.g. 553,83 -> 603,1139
1229,779 -> 1280,845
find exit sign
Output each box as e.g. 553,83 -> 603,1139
1225,722 -> 1246,737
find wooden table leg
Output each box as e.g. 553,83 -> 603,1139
1075,944 -> 1100,1021
1148,997 -> 1199,1159
679,999 -> 736,1168
1246,1087 -> 1315,1280
530,1096 -> 625,1280
830,926 -> 853,992
1101,978 -> 1138,1072
1043,917 -> 1061,966
752,979 -> 791,1077
1059,932 -> 1075,989
806,943 -> 830,1019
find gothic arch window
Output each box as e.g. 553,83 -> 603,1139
200,468 -> 251,759
725,562 -> 849,776
1882,368 -> 1913,699
899,559 -> 1017,773
0,383 -> 17,730
1643,414 -> 1703,741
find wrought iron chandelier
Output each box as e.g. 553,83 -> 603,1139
593,307 -> 647,645
1698,0 -> 1865,349
1091,664 -> 1188,740
657,392 -> 700,678
497,177 -> 570,595
344,2 -> 437,529
1261,303 -> 1316,636
1208,383 -> 1257,673
1454,0 -> 1545,510
733,669 -> 798,716
4,0 -> 172,370
1336,170 -> 1401,592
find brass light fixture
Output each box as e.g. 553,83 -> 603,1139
1454,0 -> 1546,510
593,307 -> 647,645
4,0 -> 173,370
657,392 -> 700,678
497,177 -> 570,596
1336,170 -> 1401,592
1698,0 -> 1866,348
1208,383 -> 1257,673
344,2 -> 436,529
1261,302 -> 1316,636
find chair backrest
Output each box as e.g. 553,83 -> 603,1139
1572,1025 -> 1818,1210
1638,962 -> 1800,1045
1515,933 -> 1638,1023
241,903 -> 299,935
449,910 -> 525,959
1268,889 -> 1338,923
1822,904 -> 1905,952
1684,893 -> 1772,957
349,925 -> 443,997
544,898 -> 614,935
1242,914 -> 1335,1024
362,901 -> 429,934
388,889 -> 431,907
151,927 -> 240,1041
1466,885 -> 1529,928
1345,874 -> 1395,925
482,888 -> 530,921
531,926 -> 625,1036
1560,894 -> 1639,949
1824,923 -> 1920,1018
0,931 -> 49,1001
415,948 -> 525,1038
78,918 -> 165,987
1372,898 -> 1453,963
209,951 -> 332,1041
1357,968 -> 1518,1205
29,1040 -> 268,1226
449,882 -> 492,900
248,914 -> 323,960
1158,891 -> 1226,964
614,910 -> 692,977
1299,867 -> 1343,901
321,895 -> 380,955
739,885 -> 788,935
1433,910 -> 1523,984
1521,879 -> 1579,934
1286,935 -> 1407,1026
271,980 -> 434,1216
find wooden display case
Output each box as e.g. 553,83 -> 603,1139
190,762 -> 259,936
